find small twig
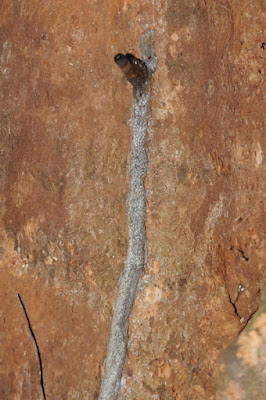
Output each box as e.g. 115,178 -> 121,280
17,293 -> 46,400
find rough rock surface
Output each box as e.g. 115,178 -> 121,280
216,276 -> 266,400
0,1 -> 265,399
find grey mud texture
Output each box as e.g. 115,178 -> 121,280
98,31 -> 157,400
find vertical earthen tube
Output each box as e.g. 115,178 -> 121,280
97,31 -> 157,400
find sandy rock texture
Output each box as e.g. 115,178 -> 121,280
0,0 -> 265,399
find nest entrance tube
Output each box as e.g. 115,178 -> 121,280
97,31 -> 157,400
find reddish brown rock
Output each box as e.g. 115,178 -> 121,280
0,0 -> 265,399
216,276 -> 266,400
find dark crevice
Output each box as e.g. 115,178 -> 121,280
237,288 -> 261,333
227,290 -> 242,321
226,286 -> 262,334
238,248 -> 249,261
226,283 -> 246,326
17,294 -> 46,400
230,245 -> 249,261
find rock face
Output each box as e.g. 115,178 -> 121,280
216,277 -> 266,400
0,1 -> 265,399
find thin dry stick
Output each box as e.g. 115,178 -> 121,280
17,293 -> 46,400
